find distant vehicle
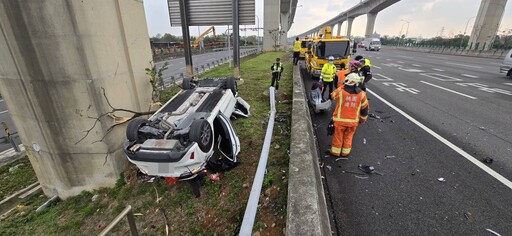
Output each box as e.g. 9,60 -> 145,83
362,38 -> 381,51
500,49 -> 512,79
123,77 -> 250,196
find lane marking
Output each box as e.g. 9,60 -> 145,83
398,68 -> 424,73
505,83 -> 512,86
367,89 -> 512,190
420,73 -> 463,82
432,68 -> 445,72
0,99 -> 3,103
412,64 -> 422,67
446,62 -> 483,69
382,82 -> 420,94
373,73 -> 393,81
396,55 -> 414,59
397,61 -> 405,64
456,83 -> 512,96
420,81 -> 477,99
0,110 -> 9,114
372,65 -> 382,69
461,74 -> 480,78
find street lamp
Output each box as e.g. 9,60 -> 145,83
459,16 -> 476,49
398,19 -> 409,46
255,15 -> 260,51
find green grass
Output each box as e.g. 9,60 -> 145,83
0,51 -> 293,235
0,157 -> 37,200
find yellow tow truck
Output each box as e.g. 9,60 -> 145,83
299,36 -> 311,59
305,26 -> 351,78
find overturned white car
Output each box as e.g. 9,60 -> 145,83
123,77 -> 250,192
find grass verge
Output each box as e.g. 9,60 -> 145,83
0,51 -> 293,235
0,157 -> 37,200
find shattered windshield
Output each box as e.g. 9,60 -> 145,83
315,41 -> 350,59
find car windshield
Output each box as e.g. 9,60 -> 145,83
371,41 -> 381,45
316,41 -> 350,59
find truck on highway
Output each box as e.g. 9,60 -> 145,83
299,36 -> 311,59
362,38 -> 382,51
305,26 -> 351,78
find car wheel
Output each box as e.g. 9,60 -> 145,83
226,76 -> 237,95
126,118 -> 149,142
182,77 -> 192,90
190,119 -> 213,152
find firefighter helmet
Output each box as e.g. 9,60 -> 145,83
344,73 -> 360,86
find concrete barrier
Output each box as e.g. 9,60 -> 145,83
286,64 -> 331,235
385,46 -> 509,59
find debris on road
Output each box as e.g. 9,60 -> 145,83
358,164 -> 383,176
335,157 -> 348,161
369,113 -> 381,119
326,165 -> 332,171
486,228 -> 502,236
384,155 -> 396,159
437,178 -> 445,182
354,175 -> 369,179
482,157 -> 493,164
341,170 -> 366,176
363,138 -> 367,144
464,212 -> 471,220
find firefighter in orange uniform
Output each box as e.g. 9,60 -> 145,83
328,73 -> 369,157
335,62 -> 349,88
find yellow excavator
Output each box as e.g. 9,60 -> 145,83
191,26 -> 216,49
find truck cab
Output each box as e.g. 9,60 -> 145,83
305,27 -> 351,78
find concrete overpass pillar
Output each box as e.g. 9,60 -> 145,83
0,0 -> 153,198
264,0 -> 280,51
468,0 -> 508,50
337,21 -> 343,36
365,12 -> 378,39
346,18 -> 354,38
280,12 -> 290,48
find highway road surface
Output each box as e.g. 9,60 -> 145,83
300,49 -> 512,235
156,48 -> 255,84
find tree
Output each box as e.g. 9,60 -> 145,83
268,28 -> 285,51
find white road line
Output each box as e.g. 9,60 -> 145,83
420,81 -> 477,99
505,83 -> 512,86
420,73 -> 462,82
367,89 -> 512,190
446,62 -> 483,69
412,64 -> 422,67
432,68 -> 445,72
461,74 -> 480,78
372,73 -> 393,81
0,110 -> 8,115
397,61 -> 404,64
372,65 -> 382,69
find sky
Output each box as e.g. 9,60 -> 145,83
143,0 -> 512,39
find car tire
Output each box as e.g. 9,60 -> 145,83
190,119 -> 213,152
126,118 -> 149,142
226,76 -> 237,95
182,77 -> 192,90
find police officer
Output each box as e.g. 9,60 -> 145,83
270,58 -> 284,90
293,37 -> 301,65
320,56 -> 337,100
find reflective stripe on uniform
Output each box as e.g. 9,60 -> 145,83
331,146 -> 341,155
342,148 -> 351,154
333,117 -> 359,123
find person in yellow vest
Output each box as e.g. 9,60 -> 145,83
270,58 -> 284,90
293,37 -> 301,65
320,56 -> 337,100
327,73 -> 369,158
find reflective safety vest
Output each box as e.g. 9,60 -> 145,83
364,58 -> 372,67
293,41 -> 301,52
320,63 -> 337,82
272,63 -> 282,73
331,88 -> 369,126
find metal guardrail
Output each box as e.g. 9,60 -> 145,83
99,205 -> 138,236
239,87 -> 277,235
160,48 -> 261,89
